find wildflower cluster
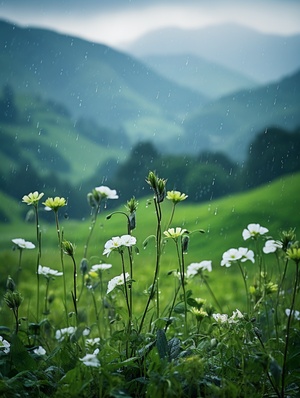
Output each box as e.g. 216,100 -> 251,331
0,179 -> 299,398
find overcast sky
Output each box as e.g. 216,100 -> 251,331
1,0 -> 300,49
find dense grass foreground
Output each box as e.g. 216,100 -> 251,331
0,171 -> 300,397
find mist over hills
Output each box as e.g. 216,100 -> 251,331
181,69 -> 300,158
125,23 -> 300,83
0,19 -> 206,150
0,19 -> 299,163
141,53 -> 257,99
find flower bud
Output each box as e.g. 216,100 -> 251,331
62,240 -> 75,257
80,258 -> 89,275
4,290 -> 23,310
6,276 -> 16,292
146,171 -> 167,203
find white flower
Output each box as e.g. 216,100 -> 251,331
12,238 -> 35,249
263,240 -> 283,254
38,265 -> 63,277
86,337 -> 100,348
187,261 -> 212,277
80,348 -> 100,367
231,309 -> 244,321
242,223 -> 269,240
212,313 -> 229,323
103,236 -> 122,256
220,248 -> 242,267
94,186 -> 118,200
55,327 -> 77,341
103,235 -> 137,257
120,234 -> 137,247
22,191 -> 44,205
0,336 -> 10,354
83,328 -> 90,336
90,263 -> 112,272
285,309 -> 300,321
33,346 -> 46,356
107,272 -> 130,294
163,227 -> 187,239
238,247 -> 255,263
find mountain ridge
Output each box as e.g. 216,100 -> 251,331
125,23 -> 300,83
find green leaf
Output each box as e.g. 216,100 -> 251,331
269,357 -> 282,387
10,333 -> 37,372
156,329 -> 169,361
168,337 -> 181,360
174,302 -> 185,314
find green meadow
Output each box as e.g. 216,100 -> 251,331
1,172 -> 299,323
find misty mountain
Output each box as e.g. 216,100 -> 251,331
125,23 -> 300,83
1,19 -> 299,164
142,54 -> 257,99
181,69 -> 300,159
0,19 -> 207,150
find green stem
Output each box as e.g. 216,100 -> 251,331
167,203 -> 176,230
84,203 -> 101,259
34,205 -> 42,321
91,289 -> 101,337
138,198 -> 162,334
120,251 -> 130,317
274,258 -> 289,347
54,211 -> 68,324
281,260 -> 299,397
15,248 -> 23,286
166,282 -> 181,323
238,261 -> 250,314
176,240 -> 188,338
43,278 -> 50,315
202,276 -> 223,313
71,254 -> 78,322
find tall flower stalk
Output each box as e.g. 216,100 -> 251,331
165,228 -> 189,337
138,172 -> 166,334
84,186 -> 118,259
103,234 -> 136,357
43,197 -> 68,321
38,265 -> 63,314
22,191 -> 44,321
62,241 -> 78,323
12,238 -> 35,285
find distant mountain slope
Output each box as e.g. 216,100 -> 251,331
125,23 -> 300,83
142,54 -> 257,98
0,91 -> 127,186
181,69 -> 300,159
0,19 -> 207,148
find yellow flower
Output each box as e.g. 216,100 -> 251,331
43,197 -> 67,212
287,246 -> 300,263
265,282 -> 278,294
166,190 -> 188,204
22,191 -> 44,206
190,307 -> 208,321
163,227 -> 188,239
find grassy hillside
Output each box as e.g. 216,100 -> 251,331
0,172 -> 299,312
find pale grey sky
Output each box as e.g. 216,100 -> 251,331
1,0 -> 300,49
